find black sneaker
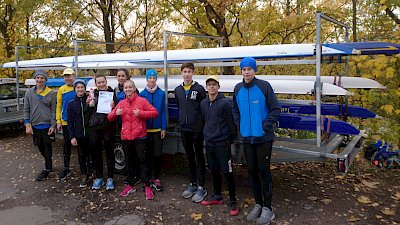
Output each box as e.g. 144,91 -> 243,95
36,170 -> 50,181
151,179 -> 164,192
123,177 -> 141,185
59,169 -> 71,181
79,175 -> 88,188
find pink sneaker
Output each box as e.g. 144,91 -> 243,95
120,185 -> 136,197
145,186 -> 154,200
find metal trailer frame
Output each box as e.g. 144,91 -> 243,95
11,13 -> 364,173
159,13 -> 362,173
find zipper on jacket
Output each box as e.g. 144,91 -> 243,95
248,88 -> 252,136
80,99 -> 85,137
151,92 -> 154,128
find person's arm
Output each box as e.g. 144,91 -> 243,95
232,85 -> 241,130
23,90 -> 33,134
160,91 -> 167,131
138,99 -> 158,119
67,102 -> 76,140
47,91 -> 57,135
56,87 -> 63,130
107,101 -> 122,122
263,81 -> 281,131
223,100 -> 237,141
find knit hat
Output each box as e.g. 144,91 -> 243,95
146,69 -> 158,80
33,70 -> 48,81
74,79 -> 86,90
240,57 -> 257,72
62,68 -> 75,75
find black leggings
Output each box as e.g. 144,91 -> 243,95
33,128 -> 53,171
146,132 -> 163,179
181,131 -> 206,187
206,144 -> 236,202
244,141 -> 273,209
123,139 -> 150,186
61,125 -> 72,169
89,129 -> 115,179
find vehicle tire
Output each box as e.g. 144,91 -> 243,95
114,141 -> 127,174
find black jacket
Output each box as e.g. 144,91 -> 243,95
174,81 -> 206,132
201,93 -> 237,146
67,94 -> 89,139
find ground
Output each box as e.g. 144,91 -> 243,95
0,131 -> 399,225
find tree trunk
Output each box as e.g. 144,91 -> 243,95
352,0 -> 357,42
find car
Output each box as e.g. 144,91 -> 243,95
0,78 -> 25,130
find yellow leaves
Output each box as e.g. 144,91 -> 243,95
191,213 -> 203,221
379,5 -> 388,11
393,192 -> 400,200
347,215 -> 361,222
380,104 -> 394,114
385,67 -> 395,78
357,196 -> 372,204
381,208 -> 396,216
361,180 -> 379,189
379,0 -> 386,4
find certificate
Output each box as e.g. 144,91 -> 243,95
96,91 -> 114,114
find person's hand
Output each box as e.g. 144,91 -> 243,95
48,127 -> 55,135
111,101 -> 115,108
133,109 -> 140,116
71,138 -> 78,146
86,97 -> 90,104
116,108 -> 123,116
57,123 -> 62,132
25,126 -> 33,135
161,130 -> 166,139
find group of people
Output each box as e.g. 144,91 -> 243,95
23,57 -> 281,224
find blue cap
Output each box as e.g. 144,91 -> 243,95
240,57 -> 257,72
146,69 -> 158,80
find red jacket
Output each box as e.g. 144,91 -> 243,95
107,94 -> 158,141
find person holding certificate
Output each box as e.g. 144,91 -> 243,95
87,74 -> 117,191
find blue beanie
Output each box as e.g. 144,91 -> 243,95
146,69 -> 158,80
240,57 -> 257,72
74,79 -> 86,90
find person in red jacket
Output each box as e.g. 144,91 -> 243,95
107,80 -> 158,200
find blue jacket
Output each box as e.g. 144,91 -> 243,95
232,77 -> 281,143
201,93 -> 237,146
67,94 -> 89,139
139,87 -> 167,130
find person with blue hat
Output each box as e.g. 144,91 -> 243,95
67,80 -> 91,188
139,68 -> 167,192
233,57 -> 281,224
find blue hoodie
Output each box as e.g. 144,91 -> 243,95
232,77 -> 281,143
139,87 -> 167,130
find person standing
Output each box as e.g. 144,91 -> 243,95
232,57 -> 281,225
87,75 -> 116,191
174,62 -> 207,203
139,69 -> 167,192
24,70 -> 56,181
56,68 -> 76,181
108,80 -> 158,200
200,76 -> 239,216
67,80 -> 91,188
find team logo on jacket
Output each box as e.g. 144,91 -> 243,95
190,91 -> 198,100
253,100 -> 259,104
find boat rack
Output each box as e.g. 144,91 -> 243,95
9,12 -> 396,173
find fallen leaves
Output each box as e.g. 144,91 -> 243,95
191,213 -> 203,221
347,215 -> 361,222
361,180 -> 379,189
392,192 -> 400,200
357,196 -> 372,204
380,208 -> 396,216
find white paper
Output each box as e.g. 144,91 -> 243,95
96,91 -> 114,114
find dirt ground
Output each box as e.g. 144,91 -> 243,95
0,131 -> 399,225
